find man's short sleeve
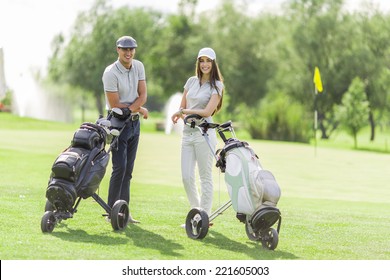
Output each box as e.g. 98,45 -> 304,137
102,69 -> 118,92
136,61 -> 146,81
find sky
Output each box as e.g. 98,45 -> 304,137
1,0 -> 389,117
0,0 -> 283,82
0,0 -> 225,118
1,0 -> 389,86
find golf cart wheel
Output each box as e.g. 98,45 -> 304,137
44,200 -> 55,212
245,221 -> 261,241
111,200 -> 129,230
261,228 -> 279,250
41,211 -> 56,233
185,208 -> 209,240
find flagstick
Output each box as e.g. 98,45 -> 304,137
313,66 -> 322,157
314,88 -> 318,157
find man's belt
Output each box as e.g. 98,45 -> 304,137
107,110 -> 140,122
129,113 -> 140,121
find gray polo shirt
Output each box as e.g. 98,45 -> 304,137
102,59 -> 146,109
183,76 -> 224,133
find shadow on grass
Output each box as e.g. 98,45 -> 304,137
126,224 -> 184,257
47,223 -> 183,258
46,220 -> 296,260
202,231 -> 299,260
355,146 -> 390,154
50,223 -> 130,245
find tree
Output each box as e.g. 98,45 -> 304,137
287,0 -> 357,139
146,13 -> 199,99
357,10 -> 390,141
48,0 -> 164,114
211,0 -> 278,109
334,77 -> 370,148
44,0 -> 390,146
286,0 -> 390,141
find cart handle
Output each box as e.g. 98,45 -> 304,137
184,114 -> 220,130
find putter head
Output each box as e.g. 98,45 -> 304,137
110,129 -> 120,137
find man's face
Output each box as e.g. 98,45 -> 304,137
117,47 -> 136,66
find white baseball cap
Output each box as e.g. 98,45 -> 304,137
197,47 -> 216,60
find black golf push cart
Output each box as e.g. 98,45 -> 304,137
41,108 -> 133,233
183,114 -> 282,250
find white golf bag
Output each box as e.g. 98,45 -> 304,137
218,139 -> 281,215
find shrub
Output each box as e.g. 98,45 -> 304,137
240,92 -> 312,143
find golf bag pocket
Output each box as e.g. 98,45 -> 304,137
51,150 -> 88,182
46,178 -> 77,211
71,128 -> 101,150
251,170 -> 281,208
224,146 -> 260,215
77,151 -> 110,198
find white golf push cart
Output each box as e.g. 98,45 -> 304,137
183,114 -> 282,250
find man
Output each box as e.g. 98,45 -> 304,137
102,35 -> 148,223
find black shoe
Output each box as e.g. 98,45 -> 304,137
236,213 -> 246,223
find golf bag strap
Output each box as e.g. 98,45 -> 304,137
219,140 -> 259,159
80,122 -> 106,137
222,140 -> 250,154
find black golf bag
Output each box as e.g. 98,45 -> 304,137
41,109 -> 134,233
46,122 -> 110,211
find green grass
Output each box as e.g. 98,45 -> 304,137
315,125 -> 390,153
1,112 -> 390,260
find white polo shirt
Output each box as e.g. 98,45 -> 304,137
102,59 -> 146,109
183,76 -> 224,133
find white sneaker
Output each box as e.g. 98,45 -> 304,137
128,214 -> 140,224
180,224 -> 186,228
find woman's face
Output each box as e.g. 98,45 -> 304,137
198,56 -> 213,75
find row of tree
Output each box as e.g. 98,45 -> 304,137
47,0 -> 390,144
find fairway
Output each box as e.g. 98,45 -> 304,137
0,114 -> 389,260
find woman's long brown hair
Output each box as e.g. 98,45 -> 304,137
195,59 -> 224,115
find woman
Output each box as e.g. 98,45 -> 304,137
171,47 -> 224,218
